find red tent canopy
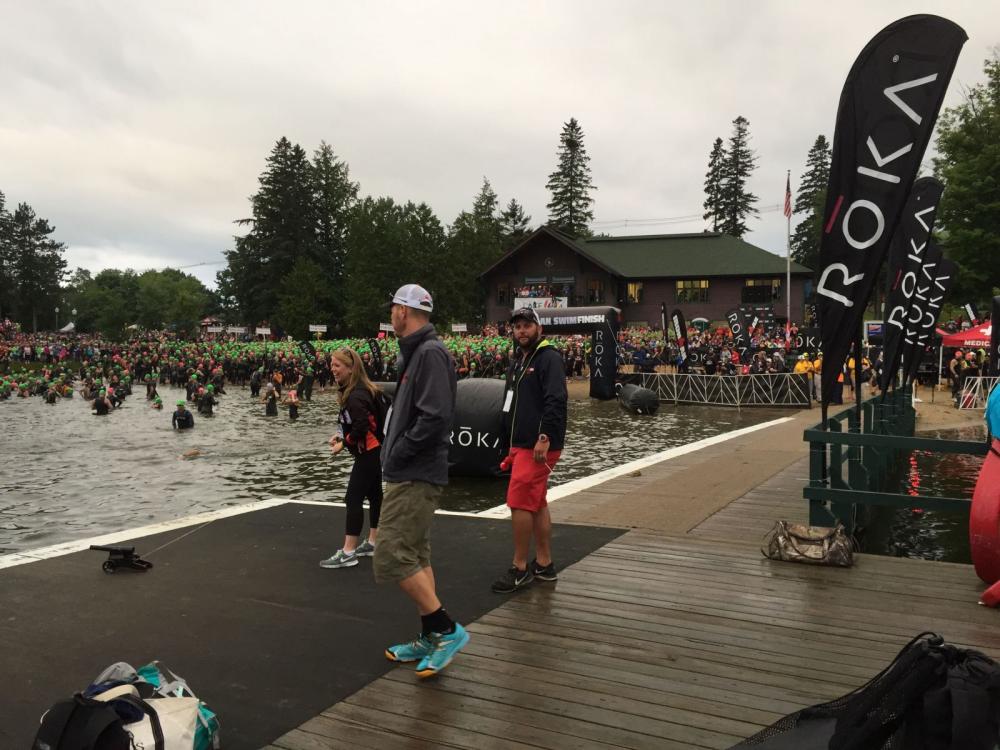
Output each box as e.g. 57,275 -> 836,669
941,322 -> 993,349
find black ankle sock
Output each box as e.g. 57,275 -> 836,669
421,607 -> 455,636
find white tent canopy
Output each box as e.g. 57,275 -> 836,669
59,322 -> 75,332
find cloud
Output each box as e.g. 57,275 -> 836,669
1,0 -> 997,289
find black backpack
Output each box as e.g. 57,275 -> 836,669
732,632 -> 1000,750
372,388 -> 393,443
33,691 -> 165,750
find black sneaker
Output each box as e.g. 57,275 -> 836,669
491,566 -> 534,593
531,559 -> 558,582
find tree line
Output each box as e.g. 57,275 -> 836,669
217,118 -> 596,337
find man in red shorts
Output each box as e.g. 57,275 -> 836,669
492,306 -> 568,593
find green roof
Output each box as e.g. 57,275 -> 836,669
578,232 -> 812,278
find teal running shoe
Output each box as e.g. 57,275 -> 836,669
385,634 -> 433,663
415,624 -> 470,678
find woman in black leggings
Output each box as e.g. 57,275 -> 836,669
320,348 -> 383,569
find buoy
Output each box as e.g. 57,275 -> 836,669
617,383 -> 660,415
969,438 -> 1000,584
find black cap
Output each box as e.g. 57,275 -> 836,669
510,307 -> 541,324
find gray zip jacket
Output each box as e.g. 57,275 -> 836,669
381,324 -> 456,485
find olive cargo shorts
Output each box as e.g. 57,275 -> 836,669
373,480 -> 442,583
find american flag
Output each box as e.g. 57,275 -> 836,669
783,173 -> 792,218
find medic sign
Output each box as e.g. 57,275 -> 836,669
816,14 -> 965,406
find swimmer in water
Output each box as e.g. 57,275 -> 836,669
152,396 -> 163,410
172,400 -> 195,429
92,389 -> 111,415
261,382 -> 278,416
198,384 -> 218,417
282,388 -> 300,420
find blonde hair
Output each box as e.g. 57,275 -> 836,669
332,348 -> 380,406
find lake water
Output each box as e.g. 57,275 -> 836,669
863,425 -> 987,564
0,386 -> 787,554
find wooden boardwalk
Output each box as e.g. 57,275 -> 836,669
268,458 -> 999,750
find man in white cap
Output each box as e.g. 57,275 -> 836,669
376,284 -> 468,677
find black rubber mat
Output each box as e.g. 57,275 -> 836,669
0,503 -> 624,748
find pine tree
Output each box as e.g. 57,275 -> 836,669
702,137 -> 726,232
718,116 -> 759,238
499,198 -> 532,250
312,141 -> 358,329
790,135 -> 831,274
9,202 -> 67,331
221,137 -> 319,323
0,191 -> 12,319
933,54 -> 1000,303
545,118 -> 596,237
445,179 -> 505,325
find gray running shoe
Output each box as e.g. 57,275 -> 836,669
355,540 -> 376,557
319,549 -> 359,568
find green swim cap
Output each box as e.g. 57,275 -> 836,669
206,384 -> 214,392
154,396 -> 162,403
176,400 -> 186,406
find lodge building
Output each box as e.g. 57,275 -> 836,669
481,226 -> 813,327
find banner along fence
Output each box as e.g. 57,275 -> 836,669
633,372 -> 811,408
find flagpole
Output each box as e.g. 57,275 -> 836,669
786,169 -> 791,328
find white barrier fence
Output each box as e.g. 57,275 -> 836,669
636,372 -> 812,408
958,376 -> 1000,410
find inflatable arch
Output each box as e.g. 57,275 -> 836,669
530,306 -> 621,400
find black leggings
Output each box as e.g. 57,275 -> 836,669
345,448 -> 382,536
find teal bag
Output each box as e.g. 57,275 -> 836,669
136,661 -> 220,750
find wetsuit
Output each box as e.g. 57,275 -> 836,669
302,372 -> 314,401
265,391 -> 278,416
93,398 -> 110,416
172,409 -> 195,429
199,393 -> 217,417
288,400 -> 299,420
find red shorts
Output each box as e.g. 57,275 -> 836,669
505,447 -> 561,512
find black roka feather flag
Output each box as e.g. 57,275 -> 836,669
816,15 -> 966,406
726,309 -> 753,363
903,247 -> 957,385
671,309 -> 690,369
879,176 -> 944,391
990,296 -> 1000,377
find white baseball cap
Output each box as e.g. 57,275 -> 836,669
389,284 -> 434,313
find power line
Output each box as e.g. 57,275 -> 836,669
176,260 -> 227,270
592,203 -> 783,231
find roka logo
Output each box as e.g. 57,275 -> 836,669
817,73 -> 942,309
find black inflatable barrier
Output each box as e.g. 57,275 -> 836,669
617,383 -> 659,415
374,379 -> 506,478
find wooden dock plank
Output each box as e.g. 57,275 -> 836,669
267,455 -> 998,749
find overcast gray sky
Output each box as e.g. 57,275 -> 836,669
3,1 -> 998,288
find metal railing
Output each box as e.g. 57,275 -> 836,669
804,387 -> 988,533
635,372 -> 812,408
959,376 -> 1000,410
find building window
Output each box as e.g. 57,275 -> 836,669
742,278 -> 781,304
627,281 -> 643,304
497,282 -> 511,305
675,279 -> 709,303
587,279 -> 605,304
